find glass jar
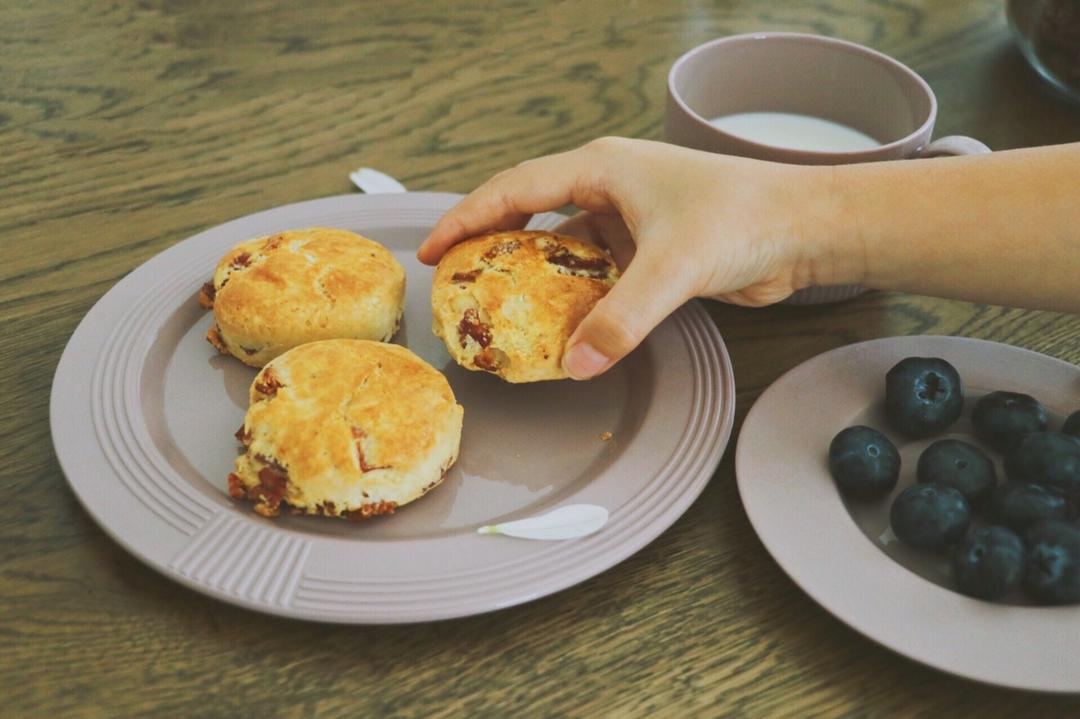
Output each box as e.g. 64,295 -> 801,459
1006,0 -> 1080,102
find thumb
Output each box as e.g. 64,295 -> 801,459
562,254 -> 690,380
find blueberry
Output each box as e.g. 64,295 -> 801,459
1064,410 -> 1080,440
916,439 -> 996,504
951,526 -> 1025,600
1024,520 -> 1080,604
989,482 -> 1072,533
828,426 -> 901,499
971,391 -> 1048,453
1004,432 -> 1080,498
890,483 -> 971,551
885,357 -> 963,438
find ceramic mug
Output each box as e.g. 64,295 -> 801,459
665,32 -> 990,304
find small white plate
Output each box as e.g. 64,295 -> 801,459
736,336 -> 1080,692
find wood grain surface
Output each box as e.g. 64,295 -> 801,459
4,0 -> 1080,716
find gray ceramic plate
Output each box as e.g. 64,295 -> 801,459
50,193 -> 735,624
736,336 -> 1080,692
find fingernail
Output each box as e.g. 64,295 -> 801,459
563,342 -> 609,380
416,241 -> 432,263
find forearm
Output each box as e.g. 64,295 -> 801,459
820,143 -> 1080,312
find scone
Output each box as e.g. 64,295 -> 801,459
431,230 -> 619,383
199,227 -> 405,367
228,339 -> 463,519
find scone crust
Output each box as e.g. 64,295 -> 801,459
431,231 -> 618,382
204,228 -> 405,367
229,339 -> 463,519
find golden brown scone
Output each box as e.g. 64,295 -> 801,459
228,339 -> 463,520
200,227 -> 405,367
431,230 -> 619,383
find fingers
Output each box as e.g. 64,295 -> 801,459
553,212 -> 637,270
562,252 -> 691,380
417,139 -> 629,265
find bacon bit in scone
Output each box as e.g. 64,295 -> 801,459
234,425 -> 252,444
474,346 -> 508,372
344,501 -> 397,521
230,252 -> 252,268
262,235 -> 285,252
253,453 -> 287,474
198,281 -> 216,309
545,246 -> 611,277
256,466 -> 287,496
251,463 -> 288,517
458,308 -> 492,349
451,269 -> 482,283
482,239 -> 521,260
228,457 -> 289,517
227,473 -> 246,499
351,427 -> 390,473
206,324 -> 228,353
254,368 -> 284,397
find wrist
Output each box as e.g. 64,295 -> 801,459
793,164 -> 871,289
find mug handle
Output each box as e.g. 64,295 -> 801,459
915,135 -> 991,158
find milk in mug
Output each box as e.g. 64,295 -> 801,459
707,112 -> 881,152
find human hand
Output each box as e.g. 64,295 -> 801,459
418,137 -> 856,379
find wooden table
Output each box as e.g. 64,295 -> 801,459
4,1 -> 1080,715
